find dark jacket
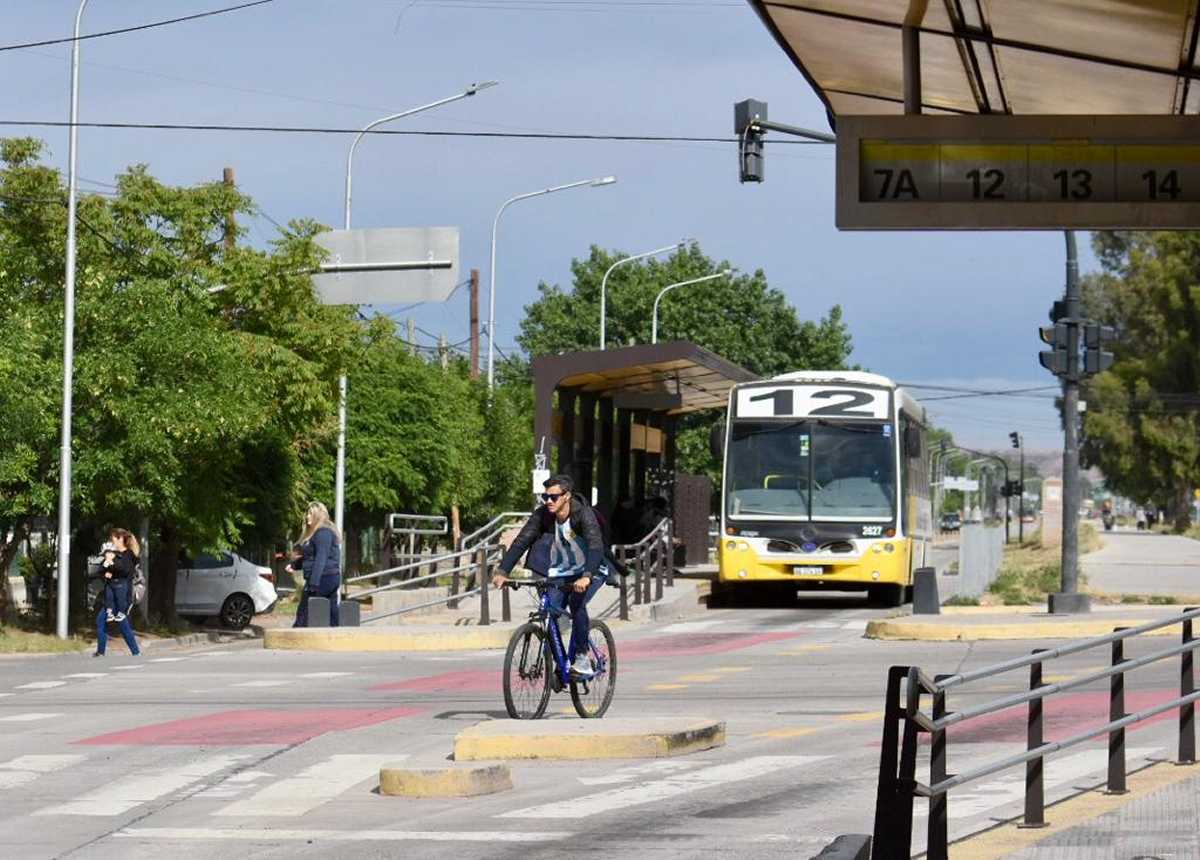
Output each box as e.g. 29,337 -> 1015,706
499,498 -> 604,577
101,549 -> 137,581
301,527 -> 341,587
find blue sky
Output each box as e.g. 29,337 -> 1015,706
2,1 -> 1098,451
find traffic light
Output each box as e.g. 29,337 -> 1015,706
1084,323 -> 1115,375
1009,432 -> 1020,449
735,99 -> 767,183
1002,479 -> 1022,497
1038,322 -> 1073,377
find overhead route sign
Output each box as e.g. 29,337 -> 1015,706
836,115 -> 1200,230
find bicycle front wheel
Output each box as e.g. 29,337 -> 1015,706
570,620 -> 617,719
503,621 -> 551,720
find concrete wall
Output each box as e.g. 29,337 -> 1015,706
949,524 -> 1006,599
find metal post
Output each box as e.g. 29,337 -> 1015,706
1181,611 -> 1196,764
1107,629 -> 1128,793
928,676 -> 950,860
1023,649 -> 1049,827
477,545 -> 490,626
665,520 -> 674,587
902,0 -> 925,115
655,528 -> 665,602
600,241 -> 689,350
1018,439 -> 1025,544
501,573 -> 511,622
895,668 -> 923,856
642,544 -> 652,605
872,666 -> 909,854
650,271 -> 730,345
55,0 -> 90,640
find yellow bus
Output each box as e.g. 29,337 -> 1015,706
713,371 -> 931,606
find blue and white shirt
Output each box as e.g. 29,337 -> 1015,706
547,518 -> 589,579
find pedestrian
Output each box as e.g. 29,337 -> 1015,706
292,501 -> 342,627
92,527 -> 140,657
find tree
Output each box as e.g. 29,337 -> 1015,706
515,244 -> 854,485
1081,231 -> 1200,532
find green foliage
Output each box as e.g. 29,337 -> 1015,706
942,594 -> 980,606
1081,232 -> 1200,532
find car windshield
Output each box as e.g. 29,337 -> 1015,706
726,420 -> 896,521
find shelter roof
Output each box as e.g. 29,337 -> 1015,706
750,1 -> 1200,118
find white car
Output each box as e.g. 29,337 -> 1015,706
176,552 -> 278,630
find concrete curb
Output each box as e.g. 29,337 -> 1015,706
866,617 -> 1186,641
453,717 -> 725,761
263,625 -> 516,652
378,764 -> 513,797
812,834 -> 871,859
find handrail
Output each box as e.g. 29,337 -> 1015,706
872,606 -> 1199,860
345,545 -> 481,585
460,511 -> 530,550
355,543 -> 504,626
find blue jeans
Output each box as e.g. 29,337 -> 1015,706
546,574 -> 606,658
103,578 -> 129,614
294,575 -> 340,627
95,605 -> 139,655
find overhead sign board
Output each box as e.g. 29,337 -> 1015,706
312,227 -> 459,305
836,115 -> 1200,230
735,384 -> 890,420
943,477 -> 979,492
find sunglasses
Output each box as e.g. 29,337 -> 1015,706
540,492 -> 567,502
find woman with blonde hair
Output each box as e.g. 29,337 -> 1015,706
292,501 -> 342,627
93,527 -> 141,657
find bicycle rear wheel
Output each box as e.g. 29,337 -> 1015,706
570,620 -> 617,719
503,622 -> 551,720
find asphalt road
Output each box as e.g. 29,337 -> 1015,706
1083,528 -> 1200,597
0,590 -> 1187,859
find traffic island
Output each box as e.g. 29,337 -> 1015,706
379,763 -> 513,797
263,625 -> 516,652
453,717 -> 725,761
866,605 -> 1193,641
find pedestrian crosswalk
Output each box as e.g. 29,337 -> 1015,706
212,754 -> 406,817
39,754 -> 251,816
0,754 -> 85,790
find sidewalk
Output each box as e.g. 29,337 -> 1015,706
867,603 -> 1196,641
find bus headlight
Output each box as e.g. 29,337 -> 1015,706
884,543 -> 895,553
871,571 -> 881,580
736,541 -> 750,551
872,544 -> 883,554
737,570 -> 748,578
725,540 -> 737,551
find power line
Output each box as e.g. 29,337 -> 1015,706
0,119 -> 831,146
0,1 -> 276,53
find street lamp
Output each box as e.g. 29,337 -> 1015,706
337,82 -> 498,536
487,175 -> 617,390
54,0 -> 90,639
651,270 -> 732,344
599,239 -> 691,350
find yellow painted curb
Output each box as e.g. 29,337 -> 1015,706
950,759 -> 1200,859
865,618 -> 1186,641
263,626 -> 514,652
453,717 -> 725,761
378,764 -> 512,797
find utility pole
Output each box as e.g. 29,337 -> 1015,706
1010,431 -> 1025,544
468,268 -> 480,379
439,333 -> 448,370
1053,230 -> 1089,613
407,318 -> 417,357
222,167 -> 236,251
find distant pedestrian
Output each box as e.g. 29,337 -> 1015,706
292,502 -> 342,627
92,528 -> 140,657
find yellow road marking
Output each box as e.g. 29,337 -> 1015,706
754,727 -> 820,739
779,645 -> 831,654
712,666 -> 751,673
838,711 -> 884,723
676,674 -> 720,683
645,683 -> 688,691
1042,665 -> 1108,684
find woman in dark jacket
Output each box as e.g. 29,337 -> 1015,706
292,501 -> 342,627
93,527 -> 140,657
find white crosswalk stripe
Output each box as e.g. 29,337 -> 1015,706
0,713 -> 62,722
299,672 -> 353,678
62,673 -> 108,679
0,754 -> 87,790
149,657 -> 187,663
117,827 -> 573,843
230,680 -> 289,688
15,681 -> 67,690
505,755 -> 827,818
213,754 -> 406,817
38,754 -> 249,816
578,759 -> 712,786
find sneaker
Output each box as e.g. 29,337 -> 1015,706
92,651 -> 104,658
113,612 -> 126,622
570,653 -> 593,677
105,610 -> 115,622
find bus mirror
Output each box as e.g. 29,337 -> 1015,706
904,426 -> 922,458
709,420 -> 726,460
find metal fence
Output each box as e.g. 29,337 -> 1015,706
611,518 -> 674,621
872,606 -> 1199,859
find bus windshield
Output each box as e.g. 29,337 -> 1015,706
726,420 -> 896,521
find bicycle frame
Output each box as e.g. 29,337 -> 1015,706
522,581 -> 606,690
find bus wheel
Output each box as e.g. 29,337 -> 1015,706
870,584 -> 904,607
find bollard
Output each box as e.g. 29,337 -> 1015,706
1107,628 -> 1129,794
1181,610 -> 1196,764
501,578 -> 511,623
340,600 -> 361,627
912,567 -> 940,615
619,573 -> 629,621
1022,649 -> 1049,828
308,597 -> 331,628
477,546 -> 490,626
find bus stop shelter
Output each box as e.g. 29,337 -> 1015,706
531,342 -> 756,516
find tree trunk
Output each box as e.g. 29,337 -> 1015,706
1174,481 -> 1193,533
346,524 -> 362,577
151,522 -> 182,627
0,521 -> 28,624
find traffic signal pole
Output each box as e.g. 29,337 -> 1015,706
1053,230 -> 1090,614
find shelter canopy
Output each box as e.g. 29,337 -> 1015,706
751,1 -> 1200,118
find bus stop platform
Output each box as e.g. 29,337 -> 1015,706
866,604 -> 1195,641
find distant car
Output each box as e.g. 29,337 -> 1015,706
940,513 -> 961,532
176,552 -> 277,630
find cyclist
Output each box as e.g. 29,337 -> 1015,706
492,474 -> 606,677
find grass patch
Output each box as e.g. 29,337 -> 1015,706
1149,594 -> 1179,605
985,525 -> 1099,606
943,594 -> 980,607
0,626 -> 86,654
1120,594 -> 1143,604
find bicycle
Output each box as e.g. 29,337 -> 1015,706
501,579 -> 617,720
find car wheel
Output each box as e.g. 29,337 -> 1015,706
219,593 -> 255,630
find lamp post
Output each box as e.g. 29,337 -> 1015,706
54,0 -> 89,639
486,176 -> 617,390
599,240 -> 690,350
651,270 -> 732,344
337,82 -> 497,537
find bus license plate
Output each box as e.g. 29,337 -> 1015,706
793,566 -> 824,576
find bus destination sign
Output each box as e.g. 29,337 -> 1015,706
835,115 -> 1200,230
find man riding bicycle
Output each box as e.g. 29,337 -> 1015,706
492,474 -> 606,678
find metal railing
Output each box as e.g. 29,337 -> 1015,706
343,543 -> 505,625
459,511 -> 530,551
872,606 -> 1199,859
610,517 -> 674,621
